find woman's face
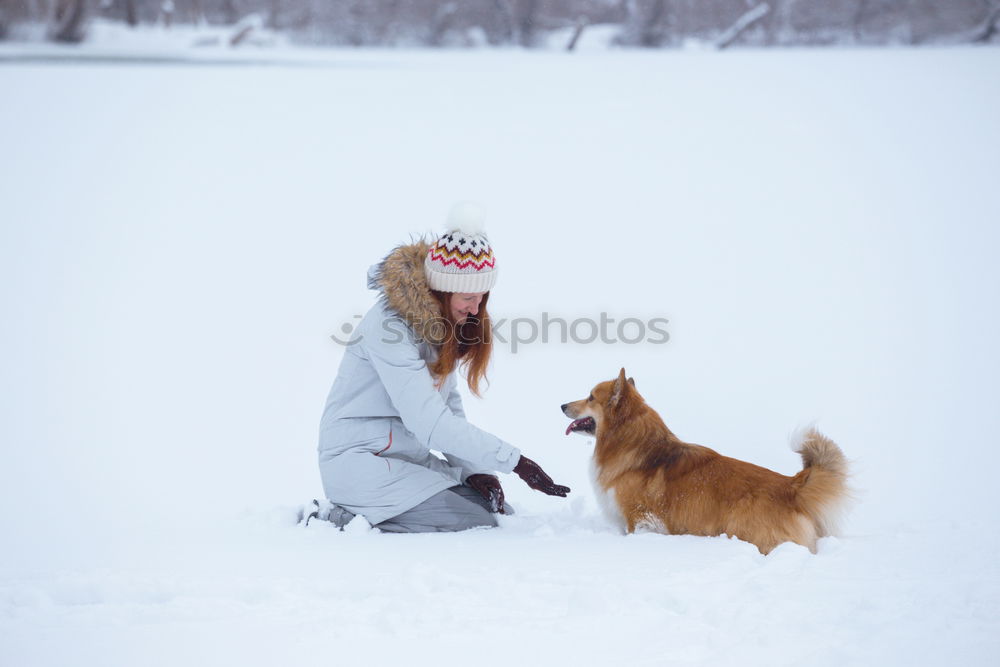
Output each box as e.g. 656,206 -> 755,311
449,292 -> 485,323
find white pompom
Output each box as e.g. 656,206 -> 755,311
446,201 -> 487,235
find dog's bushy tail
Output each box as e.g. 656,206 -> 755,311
791,427 -> 851,538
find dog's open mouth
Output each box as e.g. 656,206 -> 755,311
565,417 -> 596,436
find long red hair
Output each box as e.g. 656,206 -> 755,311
428,290 -> 492,397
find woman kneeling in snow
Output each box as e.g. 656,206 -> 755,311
308,204 -> 570,532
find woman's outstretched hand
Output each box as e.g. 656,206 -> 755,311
513,456 -> 571,497
466,474 -> 507,514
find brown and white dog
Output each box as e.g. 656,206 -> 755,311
562,369 -> 850,554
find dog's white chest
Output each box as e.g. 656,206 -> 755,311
589,457 -> 626,532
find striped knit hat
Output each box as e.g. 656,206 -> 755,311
424,202 -> 498,293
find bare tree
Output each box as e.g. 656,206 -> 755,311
222,0 -> 238,24
566,14 -> 588,51
266,0 -> 279,29
517,0 -> 539,47
373,0 -> 400,44
643,0 -> 669,47
617,0 -> 672,47
972,0 -> 1000,42
345,0 -> 367,46
190,0 -> 205,25
161,0 -> 175,27
717,2 -> 770,49
852,0 -> 870,42
49,0 -> 87,41
428,1 -> 456,46
123,0 -> 138,27
492,0 -> 515,44
229,12 -> 260,45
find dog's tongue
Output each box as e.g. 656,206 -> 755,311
565,419 -> 584,436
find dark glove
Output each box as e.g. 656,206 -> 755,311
466,474 -> 507,514
513,456 -> 571,497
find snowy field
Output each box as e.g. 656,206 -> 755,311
2,47 -> 999,665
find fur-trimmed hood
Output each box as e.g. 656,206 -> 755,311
367,240 -> 449,345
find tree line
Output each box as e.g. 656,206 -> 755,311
1,0 -> 997,49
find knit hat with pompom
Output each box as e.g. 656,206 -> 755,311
424,202 -> 498,293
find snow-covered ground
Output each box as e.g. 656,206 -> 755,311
2,48 -> 999,665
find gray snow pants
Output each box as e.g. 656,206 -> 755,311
375,485 -> 499,533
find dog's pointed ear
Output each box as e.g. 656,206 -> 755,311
627,376 -> 635,388
610,368 -> 628,406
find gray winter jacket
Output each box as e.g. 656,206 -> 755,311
318,241 -> 521,525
